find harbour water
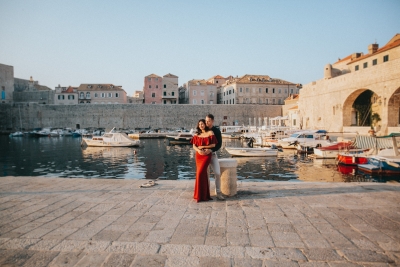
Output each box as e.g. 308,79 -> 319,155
1,135 -> 399,183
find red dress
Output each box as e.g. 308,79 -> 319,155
190,134 -> 218,202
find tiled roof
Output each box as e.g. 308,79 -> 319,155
334,54 -> 352,64
77,84 -> 125,91
146,73 -> 162,78
227,74 -> 295,85
187,79 -> 212,86
34,84 -> 52,91
285,94 -> 299,100
163,73 -> 178,78
347,34 -> 400,64
208,74 -> 226,80
62,86 -> 77,93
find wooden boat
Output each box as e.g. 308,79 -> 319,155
81,128 -> 140,147
225,146 -> 280,157
165,132 -> 193,145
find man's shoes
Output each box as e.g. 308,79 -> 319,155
216,192 -> 225,201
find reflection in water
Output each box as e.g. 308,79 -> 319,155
0,135 -> 399,183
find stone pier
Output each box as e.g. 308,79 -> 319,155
0,176 -> 399,266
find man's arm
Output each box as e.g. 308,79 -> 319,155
211,126 -> 222,152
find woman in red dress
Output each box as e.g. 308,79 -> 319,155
190,119 -> 218,202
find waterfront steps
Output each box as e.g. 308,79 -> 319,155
0,177 -> 399,266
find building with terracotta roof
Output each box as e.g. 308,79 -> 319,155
77,84 -> 127,104
143,73 -> 179,104
54,85 -> 78,105
186,79 -> 218,105
299,34 -> 400,134
221,74 -> 300,105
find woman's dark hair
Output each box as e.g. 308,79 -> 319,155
196,119 -> 209,135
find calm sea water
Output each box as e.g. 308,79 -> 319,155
0,135 -> 398,183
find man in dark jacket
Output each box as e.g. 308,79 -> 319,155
205,114 -> 225,200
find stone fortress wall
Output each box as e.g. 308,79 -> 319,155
0,104 -> 282,131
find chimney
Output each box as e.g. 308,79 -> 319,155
351,53 -> 362,60
368,43 -> 379,54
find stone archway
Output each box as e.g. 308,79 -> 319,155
342,88 -> 379,127
387,87 -> 400,128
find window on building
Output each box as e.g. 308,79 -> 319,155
58,95 -> 61,100
383,55 -> 389,62
164,100 -> 166,104
156,85 -> 158,89
115,93 -> 119,97
172,92 -> 174,96
291,89 -> 293,94
95,93 -> 98,97
152,93 -> 155,97
152,102 -> 155,104
293,119 -> 296,126
101,93 -> 105,97
355,65 -> 359,71
363,62 -> 368,68
107,93 -> 111,97
259,88 -> 262,93
372,59 -> 377,65
148,78 -> 151,81
149,85 -> 152,88
240,87 -> 242,92
279,89 -> 281,94
163,91 -> 166,96
201,99 -> 204,104
232,99 -> 234,104
200,90 -> 204,96
193,99 -> 197,104
86,92 -> 90,98
233,89 -> 234,93
246,88 -> 249,92
266,99 -> 268,104
193,90 -> 197,96
266,88 -> 268,93
272,88 -> 275,93
164,84 -> 166,88
80,92 -> 84,98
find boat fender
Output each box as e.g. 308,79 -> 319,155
352,156 -> 356,164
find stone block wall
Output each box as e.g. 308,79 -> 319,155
0,103 -> 282,131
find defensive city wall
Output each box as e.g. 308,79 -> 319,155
0,104 -> 282,131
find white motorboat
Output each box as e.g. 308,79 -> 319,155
81,128 -> 141,147
35,128 -> 52,137
278,130 -> 331,149
9,131 -> 24,137
165,132 -> 193,145
225,146 -> 280,157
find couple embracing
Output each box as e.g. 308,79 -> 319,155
190,114 -> 225,203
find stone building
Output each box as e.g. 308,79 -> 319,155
77,84 -> 127,104
298,34 -> 400,135
143,74 -> 162,104
54,85 -> 78,105
178,84 -> 188,104
220,74 -> 300,105
186,79 -> 218,104
0,63 -> 14,104
128,91 -> 144,104
13,76 -> 54,104
283,94 -> 301,129
161,73 -> 179,104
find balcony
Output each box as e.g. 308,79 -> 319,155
161,95 -> 177,100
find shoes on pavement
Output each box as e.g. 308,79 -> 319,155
216,193 -> 225,201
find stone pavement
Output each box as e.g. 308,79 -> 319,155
0,177 -> 400,267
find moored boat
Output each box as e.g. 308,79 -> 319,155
165,132 -> 193,145
313,141 -> 361,159
81,128 -> 141,147
278,130 -> 331,149
9,131 -> 24,137
225,146 -> 280,157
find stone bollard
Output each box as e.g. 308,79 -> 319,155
218,158 -> 238,197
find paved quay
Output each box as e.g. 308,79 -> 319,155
0,177 -> 400,267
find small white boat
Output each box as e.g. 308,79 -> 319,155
165,132 -> 193,144
81,128 -> 141,147
278,130 -> 331,149
225,146 -> 279,157
35,128 -> 52,137
9,131 -> 24,137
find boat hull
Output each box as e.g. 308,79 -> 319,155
225,147 -> 278,157
337,153 -> 369,165
82,138 -> 140,147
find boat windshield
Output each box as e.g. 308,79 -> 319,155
290,133 -> 301,138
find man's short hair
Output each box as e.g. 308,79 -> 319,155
206,114 -> 214,120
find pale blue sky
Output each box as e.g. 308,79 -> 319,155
1,0 -> 399,96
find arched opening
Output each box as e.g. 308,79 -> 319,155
387,87 -> 400,127
343,89 -> 380,127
